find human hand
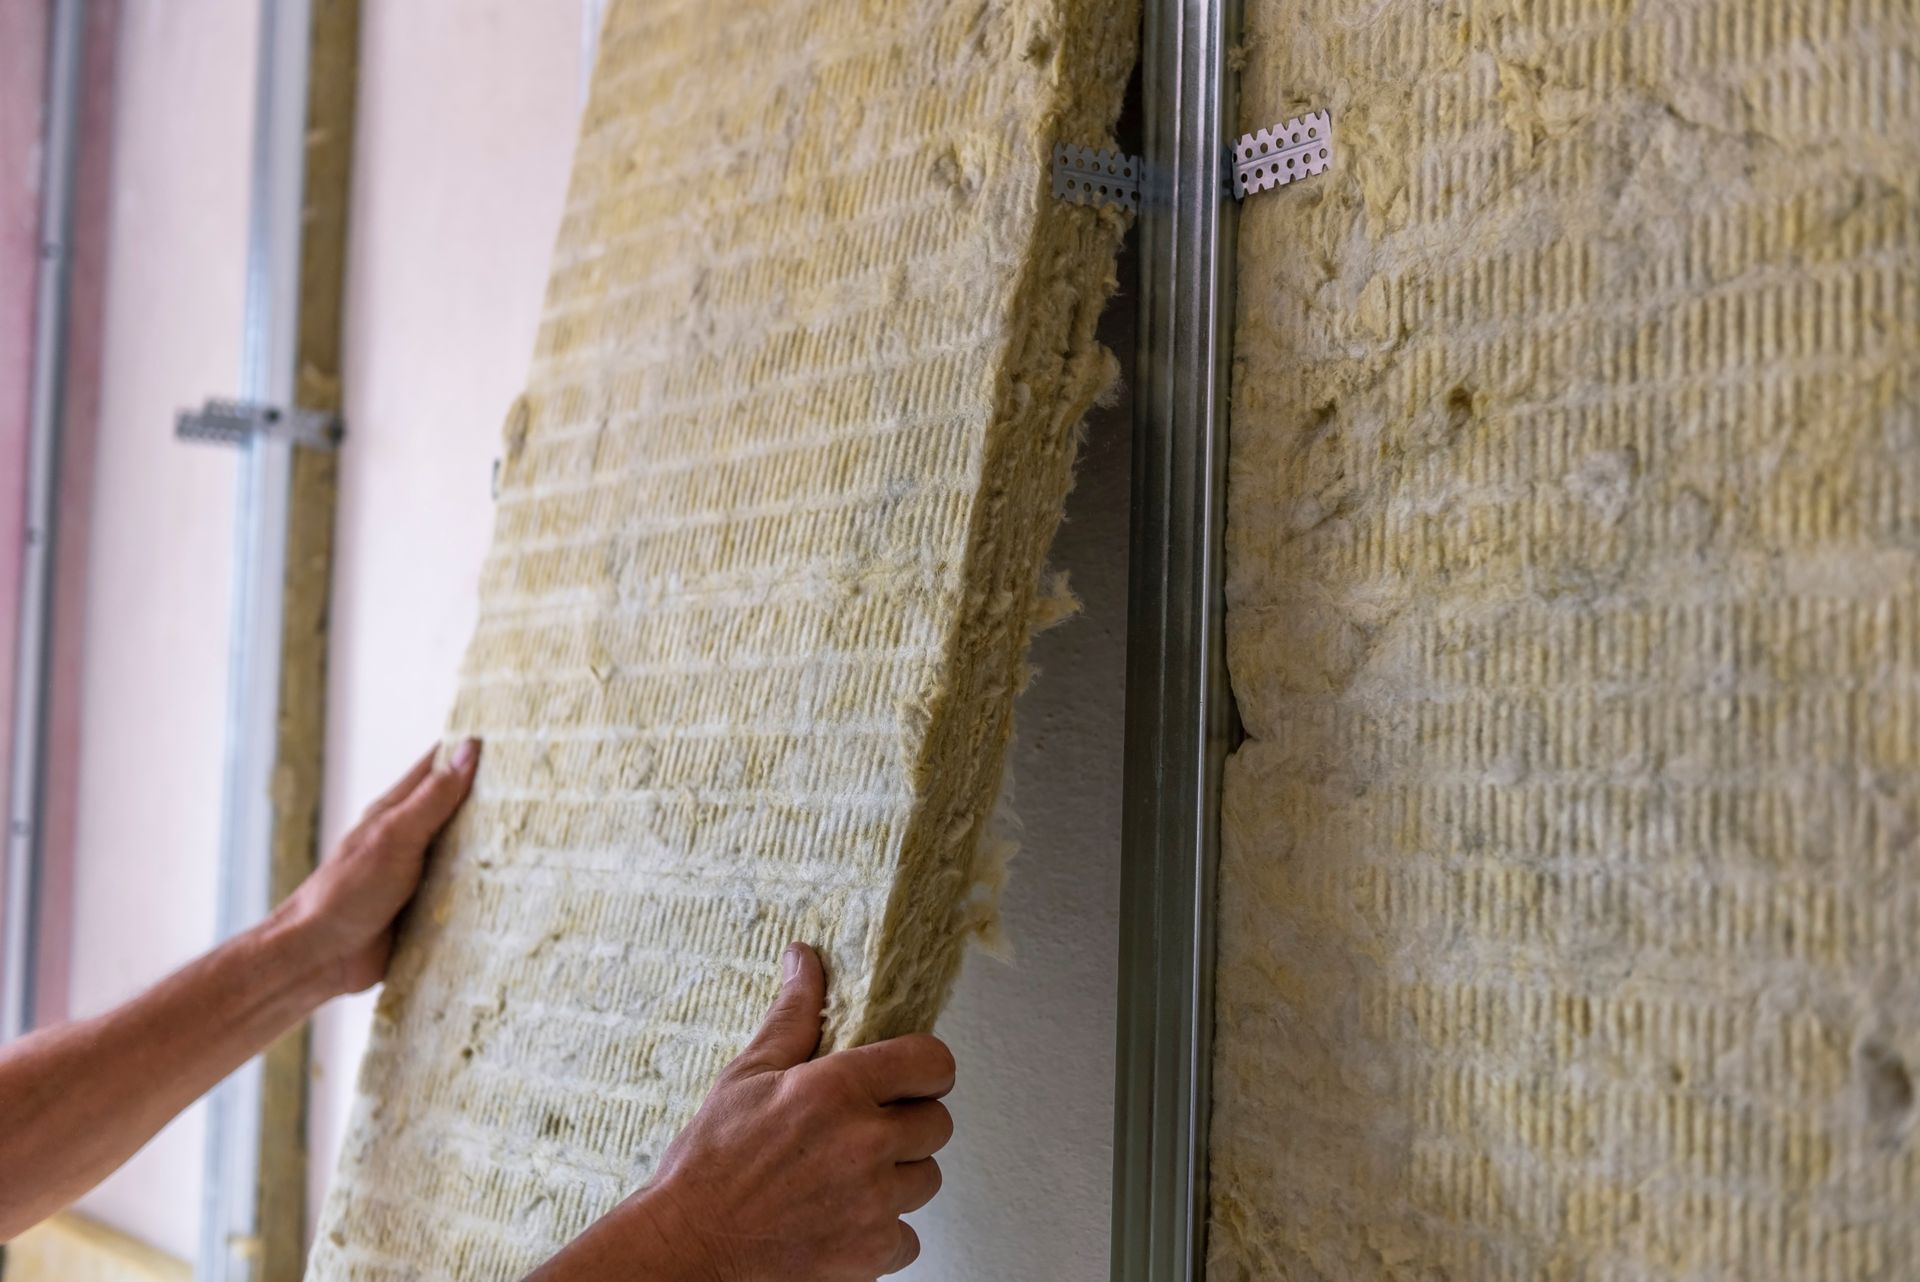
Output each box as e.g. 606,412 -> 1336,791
529,943 -> 955,1282
273,738 -> 480,998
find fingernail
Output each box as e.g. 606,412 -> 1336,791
781,943 -> 802,984
452,738 -> 480,771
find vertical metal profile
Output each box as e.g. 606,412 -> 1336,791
1112,0 -> 1240,1278
198,0 -> 313,1278
197,0 -> 357,1273
3,0 -> 87,1046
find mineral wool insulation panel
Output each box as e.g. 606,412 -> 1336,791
1212,1 -> 1920,1279
309,1 -> 1135,1275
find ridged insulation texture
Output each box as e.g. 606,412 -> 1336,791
1213,1 -> 1919,1279
309,0 -> 1135,1275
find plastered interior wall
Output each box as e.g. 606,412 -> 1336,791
1210,1 -> 1920,1278
310,5 -> 1126,1280
61,0 -> 256,1260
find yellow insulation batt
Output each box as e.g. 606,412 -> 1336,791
1213,1 -> 1919,1279
309,0 -> 1135,1275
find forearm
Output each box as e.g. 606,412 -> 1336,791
0,906 -> 338,1238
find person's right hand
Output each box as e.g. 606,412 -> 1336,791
528,943 -> 955,1282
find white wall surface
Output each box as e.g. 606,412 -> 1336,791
906,363 -> 1129,1282
65,0 -> 257,1259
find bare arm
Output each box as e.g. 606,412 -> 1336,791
0,739 -> 481,1239
1,735 -> 954,1278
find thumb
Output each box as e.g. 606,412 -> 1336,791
733,943 -> 825,1074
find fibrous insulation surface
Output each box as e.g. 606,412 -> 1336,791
310,1 -> 1134,1276
1213,1 -> 1920,1279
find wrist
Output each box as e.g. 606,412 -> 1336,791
246,900 -> 350,1011
527,1183 -> 726,1282
613,1184 -> 729,1282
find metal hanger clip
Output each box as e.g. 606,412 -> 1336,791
1050,107 -> 1334,214
175,398 -> 344,450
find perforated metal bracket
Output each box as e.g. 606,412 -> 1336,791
1231,108 -> 1333,199
1052,143 -> 1143,213
176,397 -> 343,450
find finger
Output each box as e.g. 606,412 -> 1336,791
880,1221 -> 921,1276
842,1033 -> 955,1103
886,1099 -> 952,1161
381,738 -> 482,847
362,745 -> 438,819
891,1158 -> 942,1214
731,943 -> 825,1074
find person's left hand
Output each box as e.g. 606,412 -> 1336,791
276,738 -> 481,996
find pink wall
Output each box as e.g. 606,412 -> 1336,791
37,0 -> 124,1028
66,0 -> 255,1256
0,0 -> 121,1030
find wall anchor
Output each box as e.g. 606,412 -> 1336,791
176,398 -> 344,450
